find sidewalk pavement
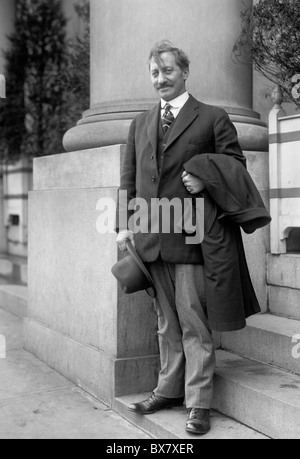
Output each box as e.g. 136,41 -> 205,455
0,307 -> 151,440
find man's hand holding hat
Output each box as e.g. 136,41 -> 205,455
116,229 -> 135,252
112,232 -> 156,298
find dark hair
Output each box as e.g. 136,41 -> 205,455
148,40 -> 190,70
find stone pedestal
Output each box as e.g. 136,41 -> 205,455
24,146 -> 159,405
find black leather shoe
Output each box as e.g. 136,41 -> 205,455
128,393 -> 184,415
186,408 -> 211,435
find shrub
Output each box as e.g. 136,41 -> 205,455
0,0 -> 90,163
233,0 -> 300,108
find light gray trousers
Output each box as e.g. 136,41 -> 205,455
147,258 -> 215,409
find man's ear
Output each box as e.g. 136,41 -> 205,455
183,68 -> 190,81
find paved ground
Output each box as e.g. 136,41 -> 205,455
0,308 -> 151,439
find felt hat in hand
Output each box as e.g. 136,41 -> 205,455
111,241 -> 157,298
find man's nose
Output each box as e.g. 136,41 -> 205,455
157,73 -> 166,85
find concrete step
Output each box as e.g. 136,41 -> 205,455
213,350 -> 300,439
114,394 -> 269,440
267,254 -> 300,320
116,349 -> 300,439
220,314 -> 300,375
268,285 -> 300,321
267,253 -> 300,290
0,285 -> 27,318
0,253 -> 27,285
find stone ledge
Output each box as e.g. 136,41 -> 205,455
33,145 -> 124,190
0,285 -> 27,318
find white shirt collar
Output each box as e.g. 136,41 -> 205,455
161,91 -> 189,109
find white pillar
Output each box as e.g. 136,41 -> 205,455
64,0 -> 268,153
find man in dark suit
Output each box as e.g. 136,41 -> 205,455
116,41 -> 251,435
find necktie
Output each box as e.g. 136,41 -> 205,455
161,103 -> 175,134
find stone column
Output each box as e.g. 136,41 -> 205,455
64,0 -> 267,153
25,0 -> 270,408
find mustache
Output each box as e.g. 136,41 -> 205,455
158,84 -> 172,89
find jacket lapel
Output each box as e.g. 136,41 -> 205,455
146,102 -> 160,156
164,95 -> 199,151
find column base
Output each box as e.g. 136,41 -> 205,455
63,102 -> 268,153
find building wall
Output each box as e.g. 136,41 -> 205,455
0,172 -> 6,253
0,0 -> 88,257
2,160 -> 33,257
0,0 -> 16,253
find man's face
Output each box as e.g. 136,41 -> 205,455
150,52 -> 189,101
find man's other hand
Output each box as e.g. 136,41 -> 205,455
182,171 -> 205,194
116,230 -> 135,252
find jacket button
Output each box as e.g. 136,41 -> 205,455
151,177 -> 156,182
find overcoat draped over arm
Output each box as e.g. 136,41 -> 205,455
184,153 -> 271,332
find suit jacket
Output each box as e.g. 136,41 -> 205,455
116,94 -> 246,264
